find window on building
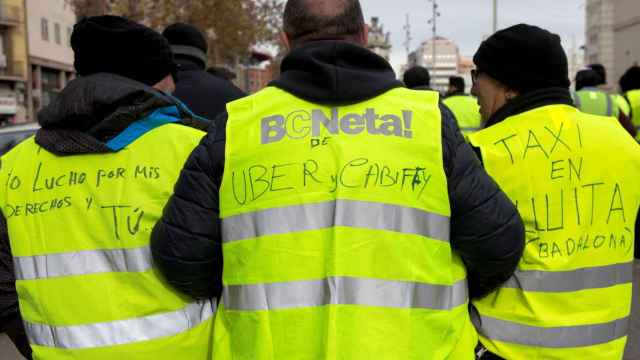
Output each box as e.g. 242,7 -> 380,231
41,18 -> 49,41
54,23 -> 61,45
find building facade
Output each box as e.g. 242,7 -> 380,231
585,0 -> 615,83
613,0 -> 640,86
25,0 -> 76,121
407,37 -> 461,92
367,17 -> 391,61
0,0 -> 28,125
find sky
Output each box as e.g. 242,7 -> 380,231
361,0 -> 586,71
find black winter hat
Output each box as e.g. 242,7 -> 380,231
619,66 -> 640,93
71,15 -> 175,86
163,23 -> 209,68
473,24 -> 570,94
449,76 -> 465,91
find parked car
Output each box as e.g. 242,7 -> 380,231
0,123 -> 39,156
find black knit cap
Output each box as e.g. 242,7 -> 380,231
473,24 -> 570,94
71,15 -> 176,86
163,23 -> 209,68
620,66 -> 640,93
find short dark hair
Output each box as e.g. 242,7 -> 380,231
575,69 -> 602,91
403,66 -> 430,89
620,65 -> 640,93
449,76 -> 465,91
283,0 -> 365,45
588,63 -> 607,85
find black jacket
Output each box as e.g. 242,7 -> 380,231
0,73 -> 208,359
151,41 -> 525,301
173,58 -> 245,122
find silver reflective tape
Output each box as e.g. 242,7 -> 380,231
25,300 -> 216,349
460,127 -> 480,132
606,94 -> 613,117
503,262 -> 633,292
222,200 -> 450,243
479,315 -> 629,348
223,276 -> 467,311
14,246 -> 152,280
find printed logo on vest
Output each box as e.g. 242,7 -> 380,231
260,108 -> 414,144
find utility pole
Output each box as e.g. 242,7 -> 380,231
403,13 -> 412,56
492,0 -> 498,33
427,0 -> 440,79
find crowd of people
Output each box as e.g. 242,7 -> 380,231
0,0 -> 638,359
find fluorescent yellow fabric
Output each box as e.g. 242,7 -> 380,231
613,94 -> 631,117
0,124 -> 214,360
626,90 -> 640,140
469,105 -> 640,359
443,95 -> 482,134
216,86 -> 477,359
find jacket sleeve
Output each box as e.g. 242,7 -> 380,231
440,105 -> 525,299
150,114 -> 227,300
0,212 -> 32,359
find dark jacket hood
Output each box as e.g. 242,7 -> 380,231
36,73 -> 207,155
270,41 -> 402,105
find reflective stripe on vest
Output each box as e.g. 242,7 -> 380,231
25,300 -> 216,349
468,104 -> 640,358
14,246 -> 151,280
223,276 -> 467,311
222,199 -> 450,243
478,315 -> 629,349
502,262 -> 633,292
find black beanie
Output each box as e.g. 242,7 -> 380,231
449,76 -> 465,90
620,66 -> 640,93
71,15 -> 175,86
163,23 -> 209,68
473,24 -> 570,94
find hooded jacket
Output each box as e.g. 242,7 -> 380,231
172,57 -> 246,122
0,73 -> 208,358
151,41 -> 524,301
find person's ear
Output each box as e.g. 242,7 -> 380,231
280,32 -> 292,51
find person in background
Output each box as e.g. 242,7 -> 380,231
0,16 -> 215,360
620,65 -> 640,142
573,68 -> 636,137
443,76 -> 482,134
151,0 -> 525,358
470,23 -> 640,359
163,23 -> 245,122
403,66 -> 432,90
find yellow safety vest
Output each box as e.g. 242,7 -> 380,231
215,86 -> 477,359
443,95 -> 482,134
573,89 -> 619,118
468,104 -> 640,359
613,94 -> 631,117
0,124 -> 215,360
626,89 -> 640,140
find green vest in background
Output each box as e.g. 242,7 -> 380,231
443,94 -> 482,134
626,89 -> 640,141
573,89 -> 619,118
0,124 -> 215,360
215,86 -> 477,359
613,94 -> 631,117
468,105 -> 640,359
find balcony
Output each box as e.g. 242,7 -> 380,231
0,5 -> 22,27
0,60 -> 25,81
